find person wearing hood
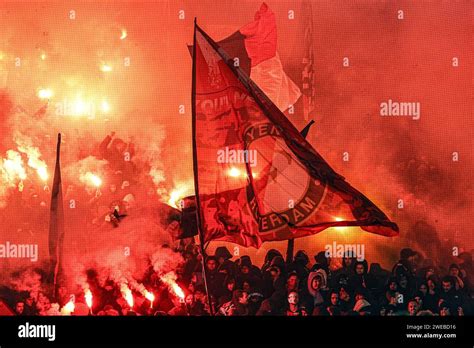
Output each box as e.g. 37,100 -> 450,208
396,272 -> 415,306
239,255 -> 262,278
392,248 -> 418,289
261,249 -> 283,273
215,247 -> 238,277
262,255 -> 286,298
306,269 -> 329,315
423,275 -> 440,313
380,276 -> 399,309
311,251 -> 331,277
218,276 -> 236,308
326,289 -> 343,316
265,264 -> 287,312
204,256 -> 226,299
348,260 -> 377,300
236,257 -> 262,292
368,263 -> 390,296
288,250 -> 310,283
331,251 -> 356,288
338,285 -> 354,315
449,263 -> 466,292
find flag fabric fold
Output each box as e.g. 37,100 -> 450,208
192,23 -> 398,248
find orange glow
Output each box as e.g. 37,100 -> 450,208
120,28 -> 127,40
100,63 -> 113,72
37,88 -> 53,99
228,167 -> 241,177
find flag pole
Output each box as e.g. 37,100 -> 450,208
191,18 -> 214,316
286,120 -> 315,263
49,133 -> 65,300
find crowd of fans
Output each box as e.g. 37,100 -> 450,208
5,244 -> 473,317
2,132 -> 473,317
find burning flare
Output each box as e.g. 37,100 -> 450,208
17,145 -> 48,182
61,299 -> 75,315
84,289 -> 93,309
80,172 -> 102,188
120,283 -> 134,308
167,181 -> 193,209
2,150 -> 27,183
160,272 -> 185,300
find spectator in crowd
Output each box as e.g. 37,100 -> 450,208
449,264 -> 465,291
288,250 -> 310,283
440,276 -> 466,315
204,256 -> 226,299
2,245 -> 472,317
286,272 -> 299,293
14,301 -> 25,315
307,269 -> 329,315
348,260 -> 377,298
326,289 -> 342,316
283,291 -> 307,316
218,290 -> 249,316
353,290 -> 372,316
407,299 -> 420,316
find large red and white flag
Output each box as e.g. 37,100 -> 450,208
239,2 -> 301,113
192,23 -> 398,248
188,3 -> 301,113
